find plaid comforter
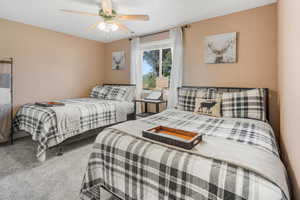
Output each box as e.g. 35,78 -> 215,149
80,109 -> 287,200
13,98 -> 132,157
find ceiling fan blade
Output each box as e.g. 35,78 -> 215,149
60,9 -> 98,17
101,0 -> 112,15
117,14 -> 149,21
88,21 -> 103,30
114,22 -> 134,34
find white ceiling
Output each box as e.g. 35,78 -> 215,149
0,0 -> 277,43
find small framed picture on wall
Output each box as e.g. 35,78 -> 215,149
204,32 -> 237,64
112,51 -> 126,70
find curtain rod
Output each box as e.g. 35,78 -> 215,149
129,24 -> 191,41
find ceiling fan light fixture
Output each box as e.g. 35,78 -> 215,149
97,22 -> 119,32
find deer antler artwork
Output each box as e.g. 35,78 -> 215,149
112,52 -> 125,70
208,40 -> 234,63
205,33 -> 237,64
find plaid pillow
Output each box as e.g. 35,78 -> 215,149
105,86 -> 130,101
222,88 -> 266,121
177,88 -> 219,111
90,86 -> 111,99
125,87 -> 136,102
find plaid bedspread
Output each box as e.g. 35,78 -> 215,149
13,98 -> 131,157
80,109 -> 287,200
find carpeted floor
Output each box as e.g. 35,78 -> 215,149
0,136 -> 114,200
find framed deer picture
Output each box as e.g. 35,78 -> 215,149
112,51 -> 126,70
204,32 -> 237,64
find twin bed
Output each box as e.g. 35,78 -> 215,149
13,84 -> 136,161
80,86 -> 290,200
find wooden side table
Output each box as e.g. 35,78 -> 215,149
133,99 -> 168,119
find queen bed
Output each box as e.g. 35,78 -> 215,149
13,84 -> 136,162
80,86 -> 290,200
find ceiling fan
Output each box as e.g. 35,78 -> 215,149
60,0 -> 149,34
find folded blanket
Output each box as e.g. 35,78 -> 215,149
0,88 -> 11,105
0,104 -> 11,143
0,74 -> 11,88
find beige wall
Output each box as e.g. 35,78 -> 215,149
0,18 -> 105,112
185,4 -> 279,132
104,39 -> 131,84
103,4 -> 279,133
278,0 -> 300,199
103,31 -> 170,84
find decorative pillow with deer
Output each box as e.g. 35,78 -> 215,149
194,98 -> 221,117
177,88 -> 219,111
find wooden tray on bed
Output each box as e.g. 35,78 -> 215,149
35,102 -> 65,107
142,126 -> 202,150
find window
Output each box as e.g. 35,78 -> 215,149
142,48 -> 172,90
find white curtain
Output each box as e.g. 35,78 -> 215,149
130,37 -> 142,112
168,27 -> 183,108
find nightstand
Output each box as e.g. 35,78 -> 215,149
133,99 -> 168,119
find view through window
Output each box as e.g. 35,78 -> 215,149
142,48 -> 172,90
